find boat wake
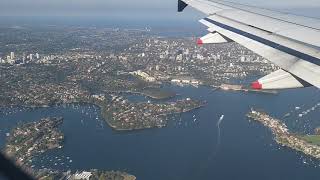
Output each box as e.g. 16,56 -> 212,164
207,114 -> 225,162
214,115 -> 224,155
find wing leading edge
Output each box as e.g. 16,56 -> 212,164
178,0 -> 320,90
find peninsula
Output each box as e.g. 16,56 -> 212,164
3,117 -> 136,180
4,117 -> 64,166
36,169 -> 136,180
97,95 -> 206,131
247,109 -> 320,159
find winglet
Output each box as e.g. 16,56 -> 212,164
178,0 -> 188,12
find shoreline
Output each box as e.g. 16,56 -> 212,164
247,109 -> 320,159
106,89 -> 176,100
2,116 -> 137,180
1,88 -> 207,131
99,99 -> 206,131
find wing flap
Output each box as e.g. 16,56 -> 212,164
252,69 -> 309,90
197,32 -> 231,44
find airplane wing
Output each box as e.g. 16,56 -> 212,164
178,0 -> 320,90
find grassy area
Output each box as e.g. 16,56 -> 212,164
300,135 -> 320,146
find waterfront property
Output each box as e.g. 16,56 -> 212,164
247,109 -> 320,159
98,95 -> 206,131
4,117 -> 64,166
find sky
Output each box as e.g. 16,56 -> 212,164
1,0 -> 320,17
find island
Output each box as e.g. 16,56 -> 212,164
247,109 -> 320,159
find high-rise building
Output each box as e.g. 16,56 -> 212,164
29,54 -> 33,60
36,53 -> 40,59
10,52 -> 15,60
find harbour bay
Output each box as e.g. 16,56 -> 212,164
1,85 -> 320,180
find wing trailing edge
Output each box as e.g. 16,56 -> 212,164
197,32 -> 232,45
252,69 -> 311,90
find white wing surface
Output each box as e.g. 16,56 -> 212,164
178,0 -> 320,89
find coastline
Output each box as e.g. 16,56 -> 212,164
247,109 -> 320,159
2,86 -> 206,131
98,99 -> 206,131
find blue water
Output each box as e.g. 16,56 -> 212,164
1,85 -> 320,180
